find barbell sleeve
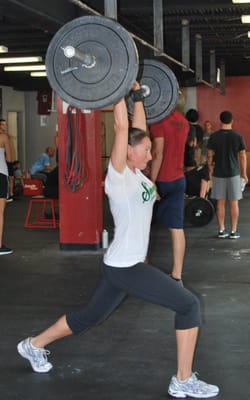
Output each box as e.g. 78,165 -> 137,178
62,45 -> 96,68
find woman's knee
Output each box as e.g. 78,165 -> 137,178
175,292 -> 201,329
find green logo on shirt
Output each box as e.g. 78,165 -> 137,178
141,181 -> 156,203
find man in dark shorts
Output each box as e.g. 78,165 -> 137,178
207,110 -> 248,239
150,109 -> 189,284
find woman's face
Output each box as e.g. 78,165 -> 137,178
204,121 -> 212,132
128,137 -> 152,171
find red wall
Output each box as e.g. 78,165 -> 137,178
197,76 -> 250,149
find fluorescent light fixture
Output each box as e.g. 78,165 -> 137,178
248,31 -> 250,37
233,0 -> 250,3
30,71 -> 47,77
0,45 -> 8,53
4,65 -> 46,71
0,56 -> 42,64
241,15 -> 250,23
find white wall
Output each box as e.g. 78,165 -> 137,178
1,86 -> 58,170
0,85 -> 26,167
183,87 -> 197,114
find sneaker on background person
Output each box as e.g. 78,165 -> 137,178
217,230 -> 229,239
0,245 -> 13,255
229,231 -> 240,239
168,372 -> 219,398
17,337 -> 52,373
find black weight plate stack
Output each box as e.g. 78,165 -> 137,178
185,197 -> 215,227
46,15 -> 139,110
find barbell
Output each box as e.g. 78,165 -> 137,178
46,15 -> 179,123
185,197 -> 215,227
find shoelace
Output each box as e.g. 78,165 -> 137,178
187,373 -> 210,393
33,348 -> 51,366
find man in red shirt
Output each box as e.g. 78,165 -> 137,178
150,110 -> 189,284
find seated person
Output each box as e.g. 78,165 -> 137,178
43,166 -> 59,219
13,160 -> 24,185
13,160 -> 25,196
185,163 -> 210,199
30,147 -> 55,183
184,124 -> 210,198
43,166 -> 58,199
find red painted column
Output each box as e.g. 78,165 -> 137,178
57,98 -> 103,250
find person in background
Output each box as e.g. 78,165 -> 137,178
6,161 -> 14,202
207,110 -> 248,239
184,123 -> 197,172
54,130 -> 59,164
200,120 -> 213,165
13,160 -> 23,180
185,163 -> 210,199
0,126 -> 13,255
13,160 -> 25,195
185,109 -> 204,166
0,118 -> 15,202
43,165 -> 58,199
29,147 -> 55,183
150,109 -> 189,285
43,165 -> 59,219
17,84 -> 219,399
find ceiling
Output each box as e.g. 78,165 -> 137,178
1,0 -> 250,91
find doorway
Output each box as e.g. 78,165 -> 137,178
7,111 -> 23,164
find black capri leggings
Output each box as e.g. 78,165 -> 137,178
66,262 -> 201,334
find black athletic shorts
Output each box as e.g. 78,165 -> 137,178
0,173 -> 8,198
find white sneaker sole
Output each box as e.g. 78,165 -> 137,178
168,388 -> 219,399
168,389 -> 219,398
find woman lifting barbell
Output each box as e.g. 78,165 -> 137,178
17,82 -> 219,399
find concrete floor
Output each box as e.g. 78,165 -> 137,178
1,189 -> 250,400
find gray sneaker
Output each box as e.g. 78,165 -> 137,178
17,337 -> 53,373
229,231 -> 240,239
168,372 -> 219,398
217,230 -> 229,238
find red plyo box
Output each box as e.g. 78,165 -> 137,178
23,179 -> 43,196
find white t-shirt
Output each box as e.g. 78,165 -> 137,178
104,162 -> 156,267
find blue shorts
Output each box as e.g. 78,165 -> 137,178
154,177 -> 186,229
0,173 -> 8,198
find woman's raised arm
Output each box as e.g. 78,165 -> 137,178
110,98 -> 129,173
